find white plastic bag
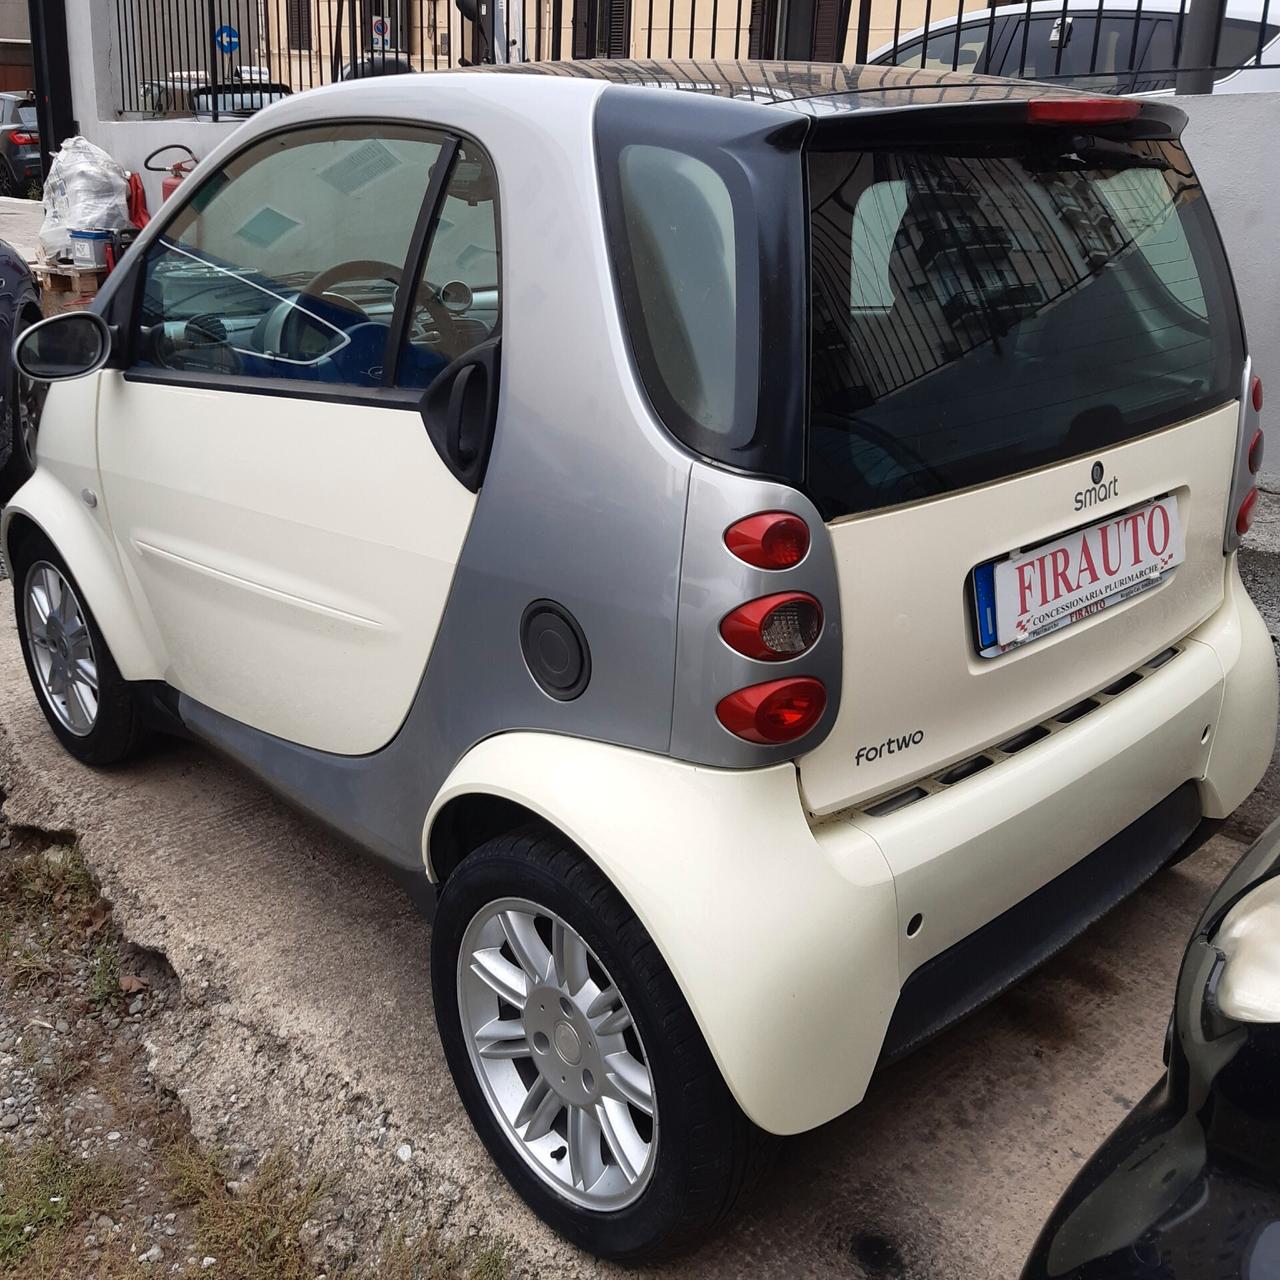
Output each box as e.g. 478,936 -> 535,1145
38,136 -> 130,262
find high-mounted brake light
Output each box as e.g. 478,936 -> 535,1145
716,677 -> 827,745
1237,488 -> 1259,537
724,512 -> 810,570
1252,375 -> 1264,414
1026,99 -> 1141,126
1249,428 -> 1265,475
7,130 -> 34,146
720,592 -> 823,661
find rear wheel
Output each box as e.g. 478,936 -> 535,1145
11,529 -> 145,765
431,828 -> 774,1260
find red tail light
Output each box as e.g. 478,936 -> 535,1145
1026,99 -> 1141,126
721,592 -> 822,660
1249,428 -> 1265,475
724,512 -> 810,570
1252,375 -> 1264,413
1237,488 -> 1259,537
716,677 -> 826,744
7,130 -> 34,146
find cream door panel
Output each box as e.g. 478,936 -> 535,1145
96,375 -> 476,754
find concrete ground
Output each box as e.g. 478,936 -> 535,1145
0,194 -> 43,264
0,577 -> 1274,1277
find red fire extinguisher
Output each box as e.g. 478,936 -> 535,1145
144,144 -> 198,202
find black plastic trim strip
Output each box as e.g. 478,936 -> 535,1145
121,368 -> 421,409
383,135 -> 460,387
878,781 -> 1205,1067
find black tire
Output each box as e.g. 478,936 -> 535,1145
0,162 -> 15,198
0,301 -> 46,503
11,527 -> 146,765
432,828 -> 775,1261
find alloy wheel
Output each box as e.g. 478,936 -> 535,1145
24,560 -> 99,736
457,897 -> 658,1210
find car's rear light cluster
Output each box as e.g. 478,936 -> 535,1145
7,130 -> 34,146
1236,376 -> 1265,539
723,511 -> 809,570
715,677 -> 827,745
720,592 -> 822,661
1237,488 -> 1259,537
717,513 -> 827,744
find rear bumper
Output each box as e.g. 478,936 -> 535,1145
816,558 -> 1274,1120
425,563 -> 1276,1136
878,782 -> 1209,1067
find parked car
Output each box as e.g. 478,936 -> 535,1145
140,72 -> 210,116
1023,819 -> 1280,1278
871,0 -> 1280,94
0,239 -> 42,497
0,93 -> 41,197
4,61 -> 1276,1259
190,84 -> 292,121
340,53 -> 417,78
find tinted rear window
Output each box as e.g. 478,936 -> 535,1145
16,107 -> 36,128
807,137 -> 1243,518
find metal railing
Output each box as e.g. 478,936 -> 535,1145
109,0 -> 1279,118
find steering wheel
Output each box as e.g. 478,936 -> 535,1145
270,258 -> 401,357
280,258 -> 469,364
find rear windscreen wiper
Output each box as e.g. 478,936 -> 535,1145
1028,140 -> 1172,173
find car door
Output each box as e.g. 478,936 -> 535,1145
96,123 -> 501,755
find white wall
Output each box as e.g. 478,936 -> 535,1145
1172,92 -> 1280,491
65,0 -> 243,209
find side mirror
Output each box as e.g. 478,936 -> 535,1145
14,312 -> 113,383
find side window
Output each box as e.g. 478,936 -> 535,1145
1096,166 -> 1209,320
397,143 -> 501,390
614,143 -> 738,438
1215,18 -> 1280,78
849,179 -> 908,311
133,125 -> 446,388
1001,15 -> 1151,87
885,20 -> 1006,73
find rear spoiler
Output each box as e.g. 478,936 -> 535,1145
806,95 -> 1187,148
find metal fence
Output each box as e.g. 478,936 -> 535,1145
111,0 -> 1279,118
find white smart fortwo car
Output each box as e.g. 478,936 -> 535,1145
6,61 -> 1277,1260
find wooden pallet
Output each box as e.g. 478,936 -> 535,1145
33,262 -> 110,317
33,261 -> 110,293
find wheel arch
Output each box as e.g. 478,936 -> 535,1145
428,789 -> 561,885
422,730 -> 901,1136
2,478 -> 164,682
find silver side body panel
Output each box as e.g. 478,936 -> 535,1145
166,74 -> 839,867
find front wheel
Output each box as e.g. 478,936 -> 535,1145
12,529 -> 146,765
431,829 -> 774,1261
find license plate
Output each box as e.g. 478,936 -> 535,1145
973,496 -> 1185,656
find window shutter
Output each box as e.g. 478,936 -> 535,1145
605,0 -> 632,55
810,0 -> 845,59
287,0 -> 314,49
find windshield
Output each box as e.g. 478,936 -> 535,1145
807,137 -> 1244,518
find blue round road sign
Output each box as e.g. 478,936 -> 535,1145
213,24 -> 240,54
